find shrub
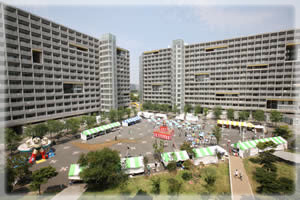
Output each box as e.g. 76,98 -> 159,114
167,178 -> 182,196
150,177 -> 161,195
166,161 -> 177,172
183,160 -> 193,170
182,172 -> 193,181
202,168 -> 217,186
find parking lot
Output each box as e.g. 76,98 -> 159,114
30,117 -> 266,193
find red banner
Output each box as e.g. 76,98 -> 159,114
153,131 -> 172,140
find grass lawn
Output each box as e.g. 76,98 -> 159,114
81,162 -> 230,199
243,157 -> 296,195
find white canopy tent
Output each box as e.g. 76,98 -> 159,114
68,164 -> 84,180
186,113 -> 199,122
155,113 -> 167,120
193,145 -> 227,165
175,114 -> 185,121
139,112 -> 155,119
161,151 -> 189,167
121,156 -> 144,175
232,136 -> 288,158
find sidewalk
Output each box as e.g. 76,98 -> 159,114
229,155 -> 254,200
51,184 -> 86,200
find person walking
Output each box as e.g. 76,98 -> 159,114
234,169 -> 238,178
154,162 -> 158,172
115,135 -> 117,141
239,171 -> 243,181
147,164 -> 151,175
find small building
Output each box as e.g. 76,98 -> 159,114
122,116 -> 142,126
121,156 -> 144,175
231,136 -> 288,158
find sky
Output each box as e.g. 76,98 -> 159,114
3,0 -> 300,85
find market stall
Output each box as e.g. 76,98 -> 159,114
121,156 -> 144,175
231,136 -> 288,158
161,151 -> 189,167
217,120 -> 254,128
80,122 -> 121,140
122,116 -> 142,126
153,121 -> 174,140
68,164 -> 84,180
193,145 -> 227,165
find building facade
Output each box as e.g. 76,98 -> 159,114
0,3 -> 130,127
140,29 -> 300,113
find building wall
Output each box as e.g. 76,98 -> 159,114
2,3 -> 130,127
140,29 -> 300,113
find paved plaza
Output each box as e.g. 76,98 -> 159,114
30,118 -> 265,193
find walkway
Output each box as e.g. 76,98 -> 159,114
229,156 -> 255,200
273,151 -> 300,164
51,184 -> 86,200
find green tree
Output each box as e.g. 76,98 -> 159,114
184,104 -> 192,119
203,108 -> 209,119
253,110 -> 265,122
117,109 -> 125,121
172,104 -> 179,114
213,106 -> 222,120
152,140 -> 164,160
125,108 -> 131,118
79,148 -> 128,189
5,160 -> 15,193
194,105 -> 202,116
239,111 -> 250,121
227,109 -> 235,120
151,177 -> 161,195
132,107 -> 137,116
273,125 -> 293,140
180,141 -> 195,157
65,118 -> 80,135
82,115 -> 97,129
212,125 -> 222,145
47,120 -> 64,139
5,128 -> 22,154
32,123 -> 49,138
30,166 -> 58,195
270,110 -> 282,126
108,109 -> 117,122
166,161 -> 177,172
256,141 -> 278,172
254,168 -> 279,194
167,178 -> 182,196
202,168 -> 217,187
182,171 -> 193,181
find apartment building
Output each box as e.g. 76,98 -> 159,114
0,3 -> 130,127
140,29 -> 300,113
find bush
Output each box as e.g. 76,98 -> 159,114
183,160 -> 193,170
202,168 -> 217,186
150,177 -> 161,195
167,178 -> 182,196
166,161 -> 177,172
182,172 -> 193,181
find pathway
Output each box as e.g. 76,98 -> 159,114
229,155 -> 255,200
51,184 -> 86,200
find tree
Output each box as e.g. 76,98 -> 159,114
167,178 -> 182,196
126,108 -> 131,118
270,110 -> 282,126
202,168 -> 217,187
273,125 -> 293,139
166,161 -> 177,172
79,148 -> 128,189
152,140 -> 164,160
117,109 -> 125,121
82,115 -> 96,129
32,123 -> 49,138
65,118 -> 80,136
172,104 -> 179,114
253,110 -> 265,122
47,120 -> 64,139
5,128 -> 22,154
213,106 -> 222,120
180,142 -> 195,157
212,125 -> 222,145
203,108 -> 209,119
238,111 -> 250,121
182,172 -> 193,181
194,105 -> 202,116
132,107 -> 137,116
184,104 -> 192,119
5,160 -> 15,193
227,109 -> 235,120
254,168 -> 279,194
30,166 -> 58,195
256,141 -> 278,172
151,177 -> 161,195
108,109 -> 117,122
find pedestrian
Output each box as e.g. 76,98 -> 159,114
239,172 -> 243,180
115,135 -> 117,141
234,169 -> 238,178
154,162 -> 158,172
147,164 -> 151,175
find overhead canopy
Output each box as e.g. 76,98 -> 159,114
68,164 -> 84,180
161,151 -> 189,163
232,136 -> 287,151
82,122 -> 121,136
122,156 -> 144,169
123,116 -> 142,124
217,120 -> 255,128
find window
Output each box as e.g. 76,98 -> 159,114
32,49 -> 42,63
63,82 -> 83,94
